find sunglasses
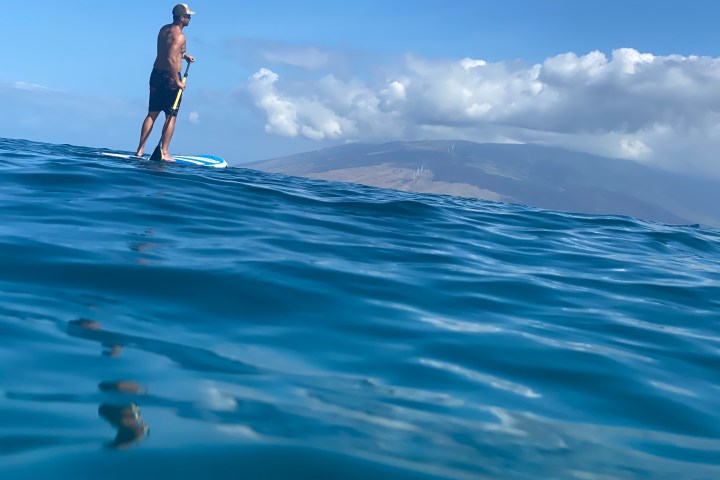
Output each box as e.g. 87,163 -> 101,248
183,14 -> 192,19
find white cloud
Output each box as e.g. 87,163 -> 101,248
380,80 -> 406,105
246,48 -> 720,177
248,68 -> 300,137
461,58 -> 487,70
225,38 -> 336,70
13,81 -> 59,93
188,111 -> 200,124
248,69 -> 354,140
263,47 -> 330,70
620,137 -> 652,159
0,80 -> 138,146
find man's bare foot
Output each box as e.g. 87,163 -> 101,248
161,156 -> 175,162
134,150 -> 143,157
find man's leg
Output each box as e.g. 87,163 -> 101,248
135,111 -> 160,157
160,113 -> 178,161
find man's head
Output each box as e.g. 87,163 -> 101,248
172,3 -> 195,24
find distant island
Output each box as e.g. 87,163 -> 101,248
244,140 -> 720,228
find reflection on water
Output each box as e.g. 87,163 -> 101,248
68,319 -> 125,358
98,403 -> 149,450
129,228 -> 160,266
67,319 -> 149,450
98,381 -> 147,395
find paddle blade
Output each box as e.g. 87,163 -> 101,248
149,144 -> 163,161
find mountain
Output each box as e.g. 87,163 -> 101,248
243,140 -> 720,227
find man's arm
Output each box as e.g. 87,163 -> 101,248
167,30 -> 187,89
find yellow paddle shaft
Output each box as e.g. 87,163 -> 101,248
171,76 -> 187,111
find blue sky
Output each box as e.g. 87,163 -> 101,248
3,1 -> 720,175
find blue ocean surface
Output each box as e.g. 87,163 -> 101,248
1,137 -> 719,479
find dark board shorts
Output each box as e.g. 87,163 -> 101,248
148,68 -> 182,116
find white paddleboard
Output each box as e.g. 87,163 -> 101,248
99,152 -> 228,169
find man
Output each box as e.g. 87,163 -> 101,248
135,4 -> 197,161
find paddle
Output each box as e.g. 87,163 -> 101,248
149,63 -> 191,161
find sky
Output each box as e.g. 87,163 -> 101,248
3,0 -> 720,176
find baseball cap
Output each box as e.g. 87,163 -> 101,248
172,4 -> 196,16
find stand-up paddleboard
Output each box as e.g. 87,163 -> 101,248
99,152 -> 228,168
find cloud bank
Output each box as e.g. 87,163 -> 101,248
247,48 -> 720,176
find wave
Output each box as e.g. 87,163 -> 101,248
1,137 -> 719,479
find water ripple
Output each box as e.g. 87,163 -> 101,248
1,137 -> 720,479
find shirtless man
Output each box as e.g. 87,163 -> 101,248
135,4 -> 196,161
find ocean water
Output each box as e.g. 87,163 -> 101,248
1,136 -> 719,480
